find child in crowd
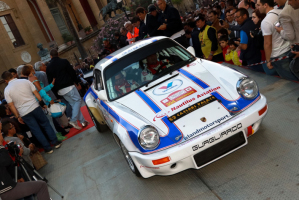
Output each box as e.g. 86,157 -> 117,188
225,38 -> 242,66
219,36 -> 234,65
217,28 -> 229,39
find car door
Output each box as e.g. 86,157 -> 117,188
94,69 -> 114,130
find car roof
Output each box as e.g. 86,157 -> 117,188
94,36 -> 167,72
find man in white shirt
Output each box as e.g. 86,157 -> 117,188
2,71 -> 61,154
258,0 -> 298,80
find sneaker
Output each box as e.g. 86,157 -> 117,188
69,121 -> 82,130
56,133 -> 67,141
54,141 -> 62,149
45,149 -> 53,154
81,121 -> 89,128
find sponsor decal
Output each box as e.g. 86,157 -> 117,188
153,111 -> 170,121
187,63 -> 196,67
191,123 -> 243,151
140,165 -> 160,169
184,115 -> 230,140
153,79 -> 183,96
178,113 -> 246,147
161,86 -> 197,107
170,86 -> 220,112
168,96 -> 218,123
196,86 -> 220,98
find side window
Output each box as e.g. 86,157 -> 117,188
94,70 -> 103,91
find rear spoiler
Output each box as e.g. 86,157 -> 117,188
83,70 -> 93,79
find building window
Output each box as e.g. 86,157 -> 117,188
0,14 -> 25,48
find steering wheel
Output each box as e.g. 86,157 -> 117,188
156,62 -> 168,74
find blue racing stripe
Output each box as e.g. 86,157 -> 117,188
178,68 -> 260,112
84,87 -> 97,102
100,100 -> 178,153
135,90 -> 161,113
135,90 -> 183,145
178,68 -> 209,89
105,55 -> 118,62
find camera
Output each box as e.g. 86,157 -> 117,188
250,30 -> 258,36
219,19 -> 224,25
288,44 -> 299,59
5,141 -> 20,156
292,44 -> 299,52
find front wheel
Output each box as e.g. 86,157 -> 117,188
120,141 -> 141,177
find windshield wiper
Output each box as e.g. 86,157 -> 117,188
162,57 -> 195,76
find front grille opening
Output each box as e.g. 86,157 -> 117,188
194,132 -> 246,167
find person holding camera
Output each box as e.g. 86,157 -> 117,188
2,71 -> 62,154
234,8 -> 263,70
257,0 -> 298,80
2,120 -> 34,168
0,131 -> 50,200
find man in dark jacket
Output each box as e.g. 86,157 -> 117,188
184,20 -> 203,58
47,49 -> 88,130
114,31 -> 128,49
156,0 -> 189,47
0,135 -> 50,200
146,5 -> 163,37
133,11 -> 148,41
235,8 -> 263,71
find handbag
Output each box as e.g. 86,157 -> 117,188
48,102 -> 66,118
30,151 -> 47,170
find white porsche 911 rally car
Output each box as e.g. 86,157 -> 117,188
84,37 -> 268,178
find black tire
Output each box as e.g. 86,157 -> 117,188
120,141 -> 141,177
87,106 -> 108,133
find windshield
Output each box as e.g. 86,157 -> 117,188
104,39 -> 194,101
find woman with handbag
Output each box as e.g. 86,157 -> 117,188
21,65 -> 67,141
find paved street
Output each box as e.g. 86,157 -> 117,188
39,64 -> 299,200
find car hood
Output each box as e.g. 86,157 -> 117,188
116,60 -> 259,143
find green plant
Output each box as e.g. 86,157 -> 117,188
62,33 -> 74,43
84,26 -> 92,32
93,18 -> 126,52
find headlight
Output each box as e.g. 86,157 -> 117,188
236,77 -> 259,100
138,125 -> 160,150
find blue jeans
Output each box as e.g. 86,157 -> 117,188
271,50 -> 299,81
22,107 -> 57,151
62,86 -> 85,124
262,63 -> 278,76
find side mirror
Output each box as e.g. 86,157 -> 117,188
97,90 -> 108,101
187,46 -> 196,57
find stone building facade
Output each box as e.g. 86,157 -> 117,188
0,0 -> 107,74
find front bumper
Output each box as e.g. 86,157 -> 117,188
129,94 -> 268,178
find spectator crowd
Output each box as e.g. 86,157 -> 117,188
99,0 -> 299,81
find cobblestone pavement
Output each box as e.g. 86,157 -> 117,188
39,64 -> 299,200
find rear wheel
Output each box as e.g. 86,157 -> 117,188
87,106 -> 108,133
120,141 -> 141,177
